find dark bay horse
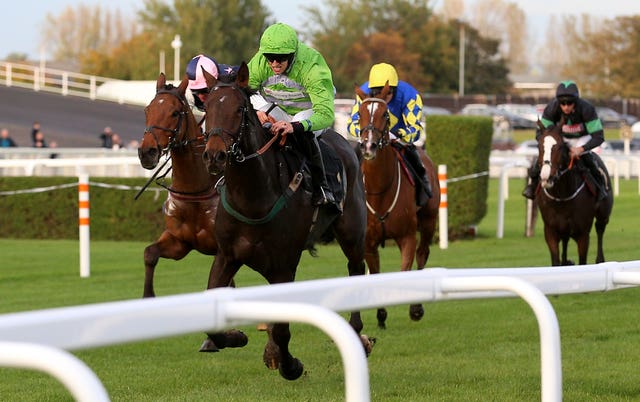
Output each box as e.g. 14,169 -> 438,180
200,62 -> 370,380
535,119 -> 613,265
355,84 -> 440,328
138,73 -> 221,297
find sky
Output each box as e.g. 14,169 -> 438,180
3,0 -> 640,60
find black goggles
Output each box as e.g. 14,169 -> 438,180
264,53 -> 290,63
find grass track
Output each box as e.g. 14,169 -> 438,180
0,178 -> 639,401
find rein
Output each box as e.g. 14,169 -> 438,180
205,82 -> 301,225
203,82 -> 281,163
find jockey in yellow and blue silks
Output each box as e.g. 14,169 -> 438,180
347,63 -> 431,206
247,22 -> 338,210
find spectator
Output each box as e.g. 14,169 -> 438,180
100,126 -> 114,148
0,128 -> 17,147
33,130 -> 48,148
111,133 -> 122,150
30,121 -> 40,144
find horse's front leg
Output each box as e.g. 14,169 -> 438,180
561,237 -> 574,265
200,257 -> 247,352
143,231 -> 191,298
396,235 -> 423,322
264,322 -> 303,381
543,226 -> 561,266
575,234 -> 590,265
594,217 -> 608,264
365,243 -> 388,329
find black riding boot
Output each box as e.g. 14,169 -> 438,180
581,152 -> 608,201
522,163 -> 540,200
306,135 -> 337,208
404,143 -> 432,206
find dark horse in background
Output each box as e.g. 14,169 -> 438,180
200,62 -> 370,380
137,73 -> 221,297
535,118 -> 613,265
355,84 -> 440,329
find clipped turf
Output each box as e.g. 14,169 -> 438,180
0,178 -> 639,401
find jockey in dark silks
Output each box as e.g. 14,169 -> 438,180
347,63 -> 432,206
523,80 -> 607,201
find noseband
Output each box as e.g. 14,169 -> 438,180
359,97 -> 391,148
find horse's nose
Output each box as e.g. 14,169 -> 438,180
202,149 -> 227,174
360,141 -> 377,160
138,146 -> 159,170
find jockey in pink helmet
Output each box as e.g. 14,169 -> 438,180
186,54 -> 238,111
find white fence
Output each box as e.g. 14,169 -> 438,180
1,262 -> 640,401
0,61 -> 154,106
0,148 -> 152,177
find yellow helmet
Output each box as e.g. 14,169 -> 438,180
368,63 -> 399,88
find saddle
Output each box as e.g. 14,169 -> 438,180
276,133 -> 344,207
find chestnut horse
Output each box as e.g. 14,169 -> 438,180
355,84 -> 440,328
138,73 -> 221,297
200,62 -> 370,380
535,119 -> 613,265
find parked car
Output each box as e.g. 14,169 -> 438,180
423,106 -> 451,116
459,103 -> 535,130
596,107 -> 623,128
496,103 -> 539,126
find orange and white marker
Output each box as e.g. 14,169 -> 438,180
438,165 -> 448,249
78,174 -> 90,277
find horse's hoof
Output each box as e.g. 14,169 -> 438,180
224,329 -> 249,348
279,358 -> 304,381
565,260 -> 575,266
376,309 -> 387,329
360,334 -> 376,356
409,304 -> 425,321
199,338 -> 220,353
263,342 -> 280,370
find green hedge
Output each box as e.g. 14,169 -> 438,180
425,115 -> 493,239
0,177 -> 165,241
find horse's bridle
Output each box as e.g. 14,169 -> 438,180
203,82 -> 279,163
539,132 -> 585,201
202,82 -> 254,163
143,89 -> 198,154
359,97 -> 391,148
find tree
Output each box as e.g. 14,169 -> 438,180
42,0 -> 271,80
41,5 -> 137,68
305,0 -> 511,95
468,0 -> 529,75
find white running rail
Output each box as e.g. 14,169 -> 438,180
0,262 -> 640,401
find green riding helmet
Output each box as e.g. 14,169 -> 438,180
259,23 -> 299,55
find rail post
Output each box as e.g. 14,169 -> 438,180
78,174 -> 90,278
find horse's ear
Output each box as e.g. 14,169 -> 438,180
157,73 -> 166,92
202,66 -> 217,90
236,62 -> 249,88
380,81 -> 390,99
177,74 -> 189,96
355,85 -> 367,101
536,119 -> 544,131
